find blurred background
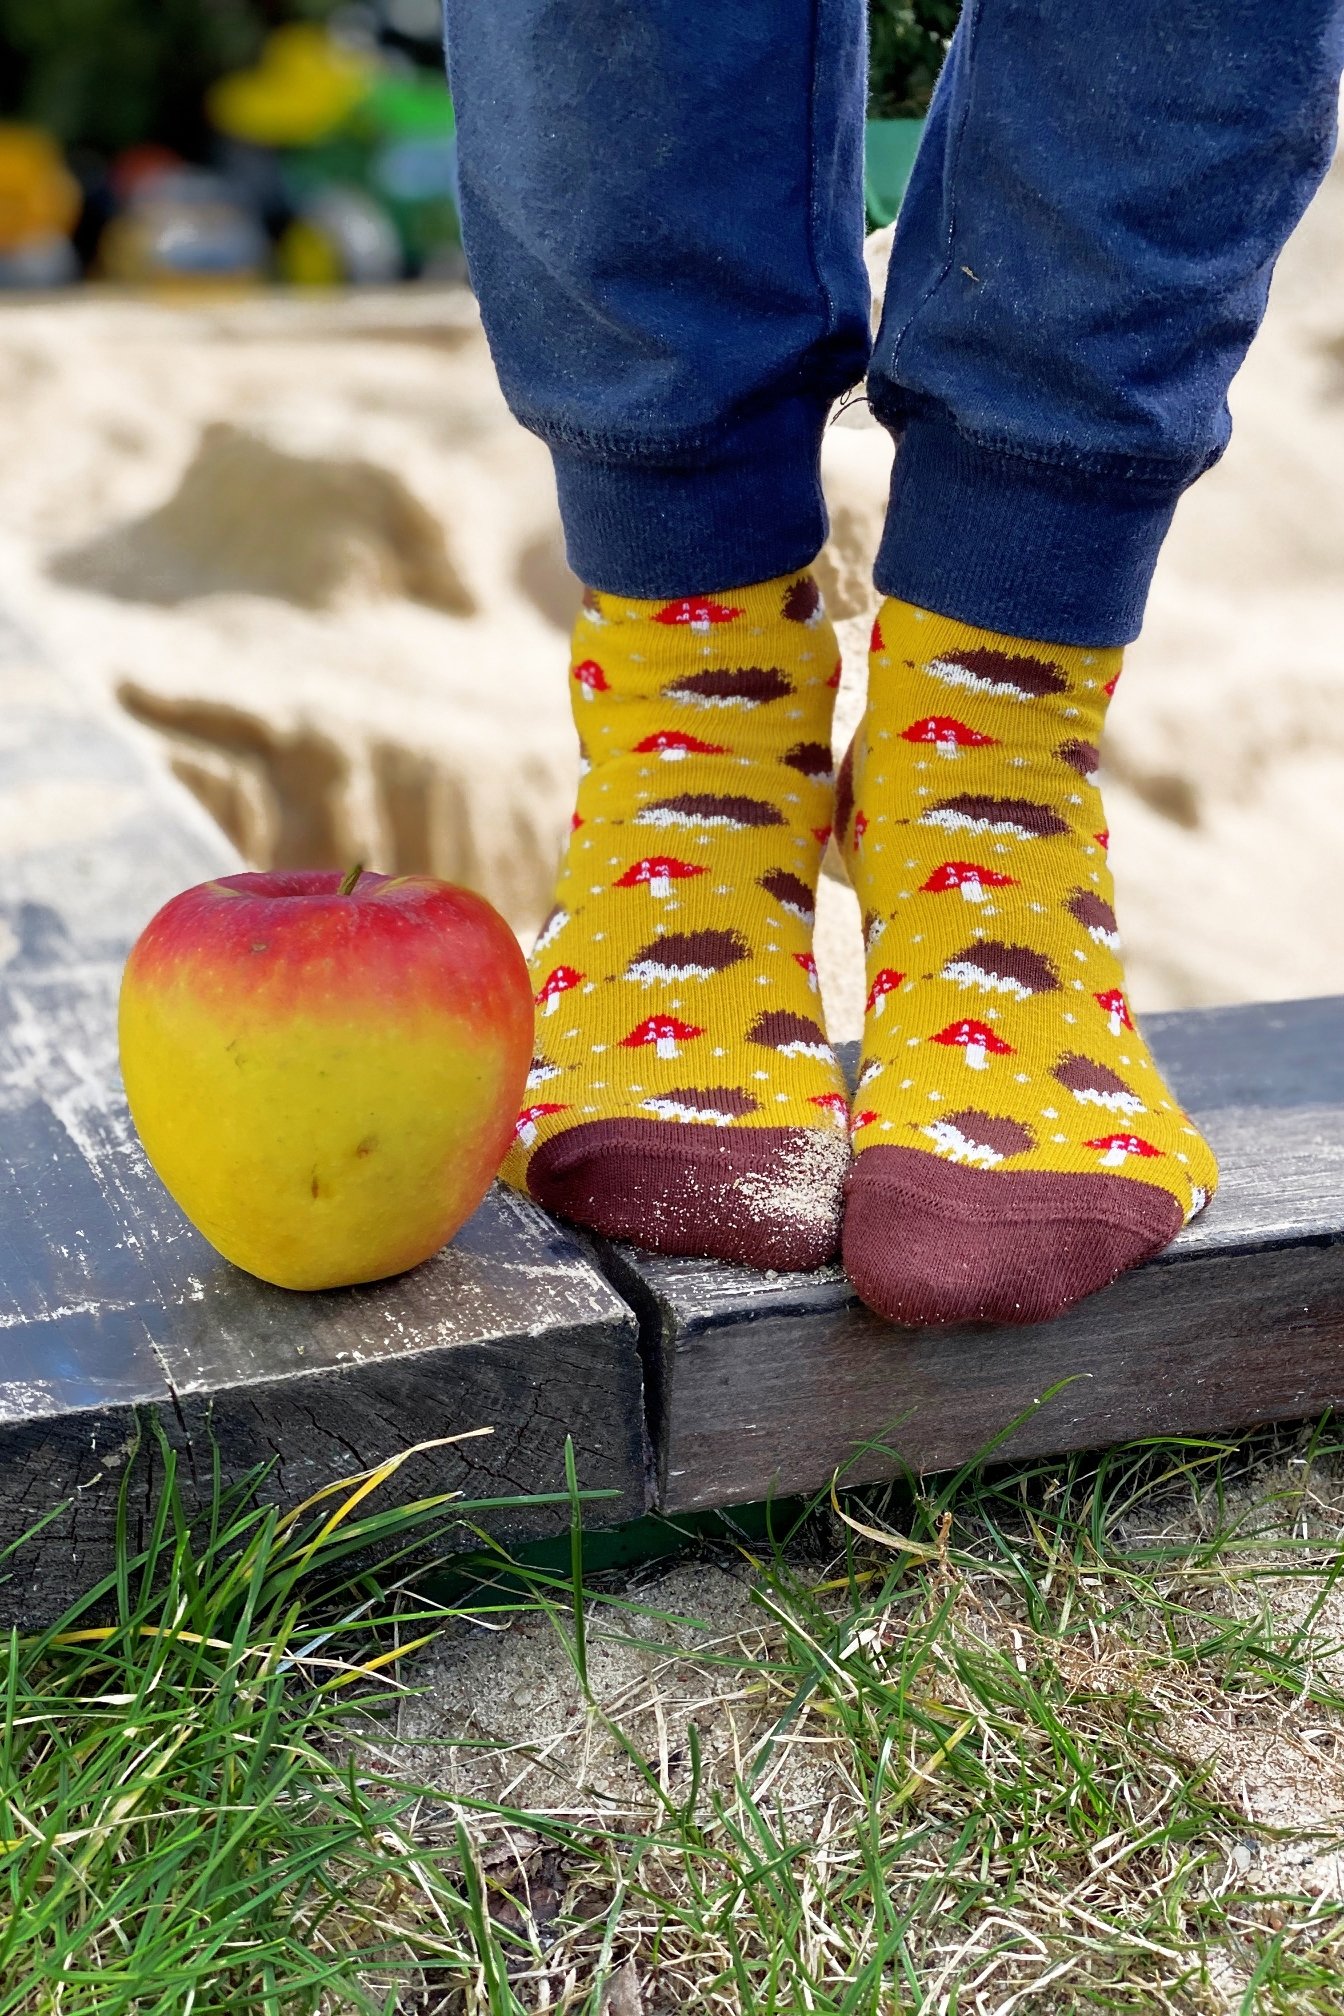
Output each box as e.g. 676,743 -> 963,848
1,0 -> 1340,1038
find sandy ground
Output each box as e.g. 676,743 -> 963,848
5,152 -> 1343,2015
362,1436 -> 1344,2012
1,164 -> 1342,1042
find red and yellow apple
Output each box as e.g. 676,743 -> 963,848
118,869 -> 533,1290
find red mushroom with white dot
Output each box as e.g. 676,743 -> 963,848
865,968 -> 905,1016
920,859 -> 1019,905
534,965 -> 583,1016
930,1019 -> 1015,1070
809,1092 -> 850,1128
632,730 -> 729,762
653,596 -> 742,633
1084,1131 -> 1164,1169
572,659 -> 609,702
850,1107 -> 879,1135
1094,986 -> 1133,1036
515,1102 -> 567,1147
615,855 -> 706,901
900,716 -> 1000,761
621,1013 -> 704,1061
852,809 -> 869,850
792,950 -> 819,993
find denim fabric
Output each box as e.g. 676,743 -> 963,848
443,0 -> 1343,638
442,0 -> 871,595
873,0 -> 1344,640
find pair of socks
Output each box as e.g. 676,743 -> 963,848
502,572 -> 1216,1326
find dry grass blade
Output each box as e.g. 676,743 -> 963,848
11,1416 -> 1344,2011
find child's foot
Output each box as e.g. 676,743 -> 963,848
837,598 -> 1218,1326
503,572 -> 851,1270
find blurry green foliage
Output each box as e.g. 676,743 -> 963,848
1,0 -> 963,161
0,0 -> 339,160
868,0 -> 961,118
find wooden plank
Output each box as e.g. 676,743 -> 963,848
0,637 -> 649,1626
0,955 -> 647,1627
597,997 -> 1344,1514
11,606 -> 1344,1596
0,638 -> 239,964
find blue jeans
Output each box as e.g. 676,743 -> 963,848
442,0 -> 1342,644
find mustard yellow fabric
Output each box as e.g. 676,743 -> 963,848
502,572 -> 851,1189
843,596 -> 1219,1219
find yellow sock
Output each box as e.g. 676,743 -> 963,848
837,596 -> 1219,1324
504,571 -> 851,1269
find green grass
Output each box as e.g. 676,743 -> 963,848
6,1416 -> 1344,2011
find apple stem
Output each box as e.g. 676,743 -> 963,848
338,862 -> 364,896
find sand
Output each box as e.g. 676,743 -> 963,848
5,162 -> 1343,2014
1,155 -> 1342,1036
355,1442 -> 1344,2011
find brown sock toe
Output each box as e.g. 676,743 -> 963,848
527,1120 -> 847,1271
843,1146 -> 1183,1327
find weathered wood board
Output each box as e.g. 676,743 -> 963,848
9,615 -> 1344,1602
0,953 -> 646,1619
0,637 -> 241,964
0,636 -> 648,1627
598,997 -> 1344,1513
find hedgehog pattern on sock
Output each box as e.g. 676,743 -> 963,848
503,572 -> 851,1270
837,598 -> 1219,1327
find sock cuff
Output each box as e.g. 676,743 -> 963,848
549,396 -> 832,599
873,414 -> 1182,647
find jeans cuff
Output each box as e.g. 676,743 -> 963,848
873,414 -> 1182,646
549,396 -> 831,597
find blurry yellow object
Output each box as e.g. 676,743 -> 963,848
0,125 -> 81,251
208,25 -> 373,149
276,217 -> 343,286
276,188 -> 403,286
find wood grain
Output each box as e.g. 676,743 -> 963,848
599,996 -> 1344,1513
0,637 -> 649,1627
0,953 -> 648,1625
9,613 -> 1344,1599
